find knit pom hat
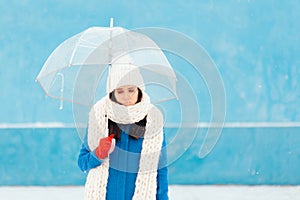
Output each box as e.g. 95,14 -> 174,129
107,55 -> 145,93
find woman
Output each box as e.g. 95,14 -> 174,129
78,63 -> 169,200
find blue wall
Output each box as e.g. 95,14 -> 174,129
1,0 -> 299,123
1,126 -> 300,186
1,0 -> 300,185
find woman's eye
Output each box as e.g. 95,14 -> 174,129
128,89 -> 135,93
117,91 -> 124,94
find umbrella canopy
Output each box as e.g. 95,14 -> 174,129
36,24 -> 177,109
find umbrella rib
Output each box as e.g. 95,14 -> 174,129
36,64 -> 93,80
69,30 -> 91,66
76,43 -> 98,49
78,38 -> 100,47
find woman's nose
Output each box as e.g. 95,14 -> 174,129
124,92 -> 131,99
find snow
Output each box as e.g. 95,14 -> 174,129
1,185 -> 299,200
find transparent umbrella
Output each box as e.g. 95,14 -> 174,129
36,20 -> 176,109
36,19 -> 177,141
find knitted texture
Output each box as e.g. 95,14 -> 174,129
107,55 -> 145,93
85,92 -> 164,200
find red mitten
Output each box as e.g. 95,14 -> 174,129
95,134 -> 115,159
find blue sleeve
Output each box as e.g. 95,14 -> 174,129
77,129 -> 103,173
156,132 -> 169,200
77,143 -> 103,173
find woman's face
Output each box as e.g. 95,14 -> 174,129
114,85 -> 139,106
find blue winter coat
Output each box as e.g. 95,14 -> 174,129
78,124 -> 169,200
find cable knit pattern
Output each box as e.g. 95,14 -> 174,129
85,92 -> 164,200
106,92 -> 151,125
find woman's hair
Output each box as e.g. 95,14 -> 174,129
108,87 -> 146,140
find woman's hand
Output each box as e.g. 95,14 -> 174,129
95,134 -> 115,159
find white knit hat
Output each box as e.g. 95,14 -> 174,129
106,55 -> 145,93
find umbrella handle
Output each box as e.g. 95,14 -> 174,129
106,18 -> 113,132
105,114 -> 109,136
56,73 -> 64,110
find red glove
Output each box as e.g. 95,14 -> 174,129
95,134 -> 115,159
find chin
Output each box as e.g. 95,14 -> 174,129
124,103 -> 133,106
123,102 -> 136,106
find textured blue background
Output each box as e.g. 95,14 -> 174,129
1,127 -> 300,185
0,0 -> 300,185
1,0 -> 299,122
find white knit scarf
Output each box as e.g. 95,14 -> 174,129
85,92 -> 164,200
